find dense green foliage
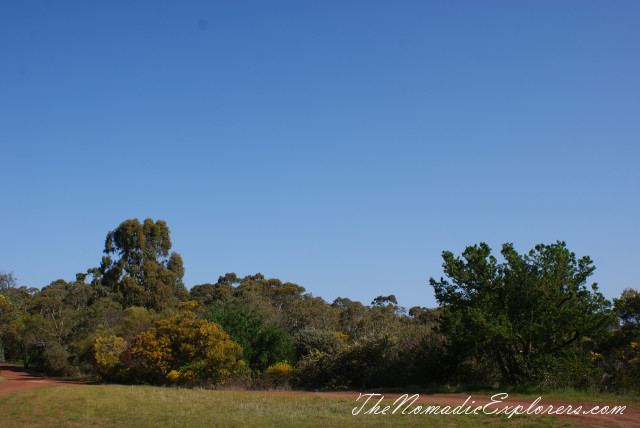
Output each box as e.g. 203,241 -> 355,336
203,300 -> 293,372
597,288 -> 640,394
430,241 -> 616,387
96,219 -> 188,310
0,219 -> 638,394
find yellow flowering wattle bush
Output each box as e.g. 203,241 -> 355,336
95,302 -> 247,385
94,335 -> 128,379
264,361 -> 294,386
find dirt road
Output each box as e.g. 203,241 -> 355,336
0,364 -> 84,398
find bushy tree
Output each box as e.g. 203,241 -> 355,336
0,294 -> 16,366
96,302 -> 247,385
337,301 -> 369,339
280,294 -> 339,333
0,271 -> 18,292
97,219 -> 188,310
598,288 -> 640,393
616,288 -> 640,326
292,328 -> 342,360
203,301 -> 293,372
13,280 -> 79,375
190,282 -> 233,305
430,241 -> 616,385
295,335 -> 400,390
264,361 -> 294,387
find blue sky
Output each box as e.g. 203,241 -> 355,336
1,1 -> 638,309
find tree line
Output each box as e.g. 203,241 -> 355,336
1,218 -> 638,394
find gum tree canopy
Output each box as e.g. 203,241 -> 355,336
98,218 -> 188,310
430,241 -> 616,383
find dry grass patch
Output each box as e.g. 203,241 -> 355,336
0,384 -> 579,427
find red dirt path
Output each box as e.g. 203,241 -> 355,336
1,365 -> 638,427
0,364 -> 85,398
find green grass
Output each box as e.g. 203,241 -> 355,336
0,384 -> 576,427
370,384 -> 640,406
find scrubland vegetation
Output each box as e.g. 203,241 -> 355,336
1,218 -> 639,396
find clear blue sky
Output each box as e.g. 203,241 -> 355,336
1,1 -> 638,309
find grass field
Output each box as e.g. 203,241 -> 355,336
371,385 -> 640,407
0,384 -> 575,427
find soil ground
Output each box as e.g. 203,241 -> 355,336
1,365 -> 638,427
0,364 -> 85,398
